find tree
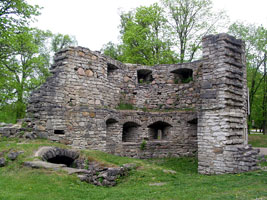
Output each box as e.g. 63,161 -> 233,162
102,3 -> 178,65
161,0 -> 227,63
0,0 -> 40,60
102,0 -> 227,65
51,33 -> 77,53
228,22 -> 267,134
101,42 -> 122,61
0,28 -> 52,118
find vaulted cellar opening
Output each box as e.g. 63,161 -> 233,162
137,69 -> 154,84
42,148 -> 79,167
171,68 -> 193,83
122,122 -> 140,142
148,121 -> 172,140
47,156 -> 75,167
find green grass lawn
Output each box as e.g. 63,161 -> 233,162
248,134 -> 267,147
0,138 -> 266,200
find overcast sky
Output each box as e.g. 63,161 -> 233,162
27,0 -> 267,51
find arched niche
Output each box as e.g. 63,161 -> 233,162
137,69 -> 154,84
148,121 -> 172,140
122,122 -> 140,142
171,68 -> 193,84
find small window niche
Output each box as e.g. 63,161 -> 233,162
137,69 -> 154,84
54,130 -> 65,135
148,121 -> 172,140
107,63 -> 118,78
122,122 -> 140,142
171,68 -> 193,84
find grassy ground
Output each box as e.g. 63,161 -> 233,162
248,134 -> 267,147
0,138 -> 266,200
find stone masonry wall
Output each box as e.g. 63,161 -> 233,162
23,33 -> 259,174
198,34 -> 258,174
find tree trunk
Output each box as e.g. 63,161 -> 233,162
262,53 -> 267,135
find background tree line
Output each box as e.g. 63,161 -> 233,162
101,0 -> 267,134
0,0 -> 77,122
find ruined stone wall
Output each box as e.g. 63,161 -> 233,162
27,47 -> 124,150
120,62 -> 201,110
198,34 -> 258,174
104,110 -> 197,158
24,33 -> 259,174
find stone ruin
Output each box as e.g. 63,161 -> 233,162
19,33 -> 259,174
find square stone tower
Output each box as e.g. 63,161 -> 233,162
198,34 -> 259,174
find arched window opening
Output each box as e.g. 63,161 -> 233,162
148,121 -> 172,140
122,122 -> 140,142
137,69 -> 154,84
171,68 -> 193,84
107,63 -> 118,78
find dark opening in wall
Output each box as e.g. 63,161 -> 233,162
47,156 -> 74,167
188,118 -> 198,124
54,130 -> 65,135
107,63 -> 118,77
137,69 -> 154,84
41,147 -> 79,167
122,122 -> 140,142
148,121 -> 172,140
171,68 -> 193,84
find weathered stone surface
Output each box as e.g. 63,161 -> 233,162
24,161 -> 66,170
16,33 -> 257,175
7,151 -> 22,161
0,157 -> 6,167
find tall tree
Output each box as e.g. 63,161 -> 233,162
161,0 -> 227,63
0,0 -> 40,59
229,22 -> 267,133
103,3 -> 178,65
0,28 -> 52,118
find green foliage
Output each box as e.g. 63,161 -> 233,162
181,77 -> 193,83
116,102 -> 135,110
102,3 -> 178,65
0,104 -> 17,124
51,33 -> 77,53
0,139 -> 266,200
102,0 -> 227,64
140,140 -> 147,150
161,0 -> 227,63
0,28 -> 52,119
101,42 -> 122,60
228,22 -> 267,132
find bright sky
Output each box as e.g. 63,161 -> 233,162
27,0 -> 267,51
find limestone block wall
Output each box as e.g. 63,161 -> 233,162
24,33 -> 259,174
27,47 -> 124,150
104,110 -> 197,158
120,62 -> 202,110
198,34 -> 258,174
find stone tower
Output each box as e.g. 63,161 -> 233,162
198,34 -> 259,174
